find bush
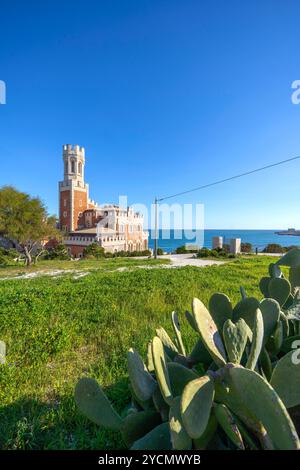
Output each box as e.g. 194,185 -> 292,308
197,247 -> 211,258
176,246 -> 199,254
217,249 -> 229,257
210,249 -> 219,257
0,247 -> 19,258
241,242 -> 252,253
0,254 -> 9,267
176,245 -> 187,254
0,247 -> 19,266
157,248 -> 164,255
197,247 -> 238,259
83,243 -> 105,259
263,243 -> 285,254
111,250 -> 151,258
45,243 -> 71,260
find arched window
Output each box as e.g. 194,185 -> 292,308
78,162 -> 82,175
65,161 -> 68,174
71,159 -> 75,173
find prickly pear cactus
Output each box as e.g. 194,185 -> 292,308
74,248 -> 300,450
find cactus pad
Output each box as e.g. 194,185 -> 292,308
155,327 -> 178,359
276,248 -> 300,268
169,396 -> 192,450
192,298 -> 227,367
221,365 -> 300,450
214,403 -> 245,450
260,298 -> 280,343
246,308 -> 264,370
121,410 -> 161,447
171,311 -> 186,356
181,375 -> 215,439
268,278 -> 291,307
167,362 -> 198,396
259,277 -> 271,298
232,297 -> 260,329
270,350 -> 300,408
75,377 -> 122,430
152,336 -> 173,405
208,293 -> 233,333
127,348 -> 157,402
131,422 -> 172,450
223,318 -> 248,364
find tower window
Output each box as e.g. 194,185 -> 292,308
78,162 -> 82,175
64,199 -> 67,207
71,160 -> 75,173
79,199 -> 82,207
65,162 -> 68,174
63,211 -> 67,218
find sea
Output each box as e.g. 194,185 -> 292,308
147,229 -> 300,253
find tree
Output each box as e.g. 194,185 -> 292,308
0,186 -> 59,265
83,242 -> 105,259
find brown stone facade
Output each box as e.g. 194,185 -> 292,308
59,190 -> 71,232
68,244 -> 85,258
73,189 -> 88,230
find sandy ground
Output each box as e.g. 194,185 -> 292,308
158,253 -> 225,267
0,254 -> 225,280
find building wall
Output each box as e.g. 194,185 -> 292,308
73,188 -> 88,230
68,244 -> 86,258
59,189 -> 71,232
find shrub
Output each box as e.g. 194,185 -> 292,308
0,254 -> 9,267
45,243 -> 71,260
217,249 -> 229,257
210,249 -> 219,257
197,247 -> 211,258
241,242 -> 252,253
176,245 -> 187,254
0,247 -> 19,266
263,244 -> 285,254
157,248 -> 164,256
83,243 -> 105,259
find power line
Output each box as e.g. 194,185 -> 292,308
157,155 -> 300,202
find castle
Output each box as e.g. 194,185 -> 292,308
59,144 -> 148,257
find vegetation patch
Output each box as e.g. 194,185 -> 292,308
0,256 -> 281,449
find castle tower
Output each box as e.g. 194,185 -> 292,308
59,144 -> 89,232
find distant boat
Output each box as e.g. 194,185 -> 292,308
275,228 -> 300,236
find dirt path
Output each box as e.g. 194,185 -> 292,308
161,253 -> 225,267
0,254 -> 225,280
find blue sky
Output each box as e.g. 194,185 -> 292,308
1,0 -> 300,229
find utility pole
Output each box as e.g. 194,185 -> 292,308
154,197 -> 158,259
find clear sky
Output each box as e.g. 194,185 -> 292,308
1,0 -> 300,229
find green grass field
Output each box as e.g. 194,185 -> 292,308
0,256 -> 279,449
